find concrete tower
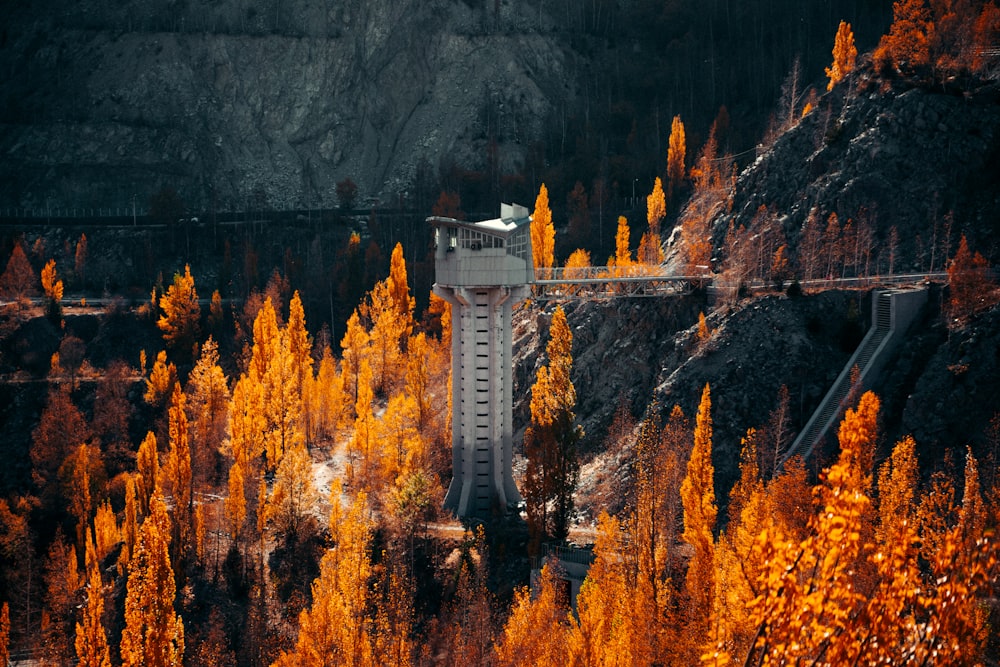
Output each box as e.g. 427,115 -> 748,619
428,203 -> 534,517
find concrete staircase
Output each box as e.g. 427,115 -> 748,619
781,287 -> 928,465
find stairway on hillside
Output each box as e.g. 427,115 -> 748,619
783,288 -> 925,465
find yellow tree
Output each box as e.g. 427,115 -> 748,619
267,437 -> 317,541
41,258 -> 64,301
646,176 -> 666,238
313,345 -> 346,444
165,384 -> 193,561
68,442 -> 94,550
679,383 -> 716,658
350,358 -> 377,489
287,290 -> 313,399
75,536 -> 111,667
124,474 -> 138,563
157,265 -> 201,355
362,278 -> 407,395
524,306 -> 582,548
144,350 -> 177,408
121,492 -> 184,667
667,114 -> 686,200
531,184 -> 555,276
136,431 -> 159,516
185,336 -> 230,487
402,333 -> 433,437
272,490 -> 376,667
262,328 -> 304,472
737,393 -> 880,666
41,257 -> 64,320
608,215 -> 633,279
495,563 -> 570,667
563,249 -> 591,283
229,372 -> 265,474
340,309 -> 370,414
569,512 -> 636,665
826,20 -> 858,90
387,242 -> 416,338
93,499 -> 120,565
225,457 -> 247,543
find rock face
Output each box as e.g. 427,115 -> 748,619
709,72 -> 1000,270
0,0 -> 566,210
512,289 -> 868,515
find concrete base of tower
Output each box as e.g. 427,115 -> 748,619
435,281 -> 529,519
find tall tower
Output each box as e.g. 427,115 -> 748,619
428,203 -> 534,517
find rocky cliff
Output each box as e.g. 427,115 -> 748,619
0,0 -> 566,210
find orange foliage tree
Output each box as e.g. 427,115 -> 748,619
531,184 -> 555,276
495,563 -> 570,667
667,115 -> 686,201
0,241 -> 37,304
875,0 -> 932,72
947,234 -> 994,325
826,20 -> 857,90
75,537 -> 111,667
679,384 -> 717,658
524,306 -> 582,548
157,265 -> 201,356
121,492 -> 184,667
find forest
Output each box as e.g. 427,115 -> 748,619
2,2 -> 1000,665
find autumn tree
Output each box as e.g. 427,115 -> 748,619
946,234 -> 994,325
432,190 -> 465,220
524,306 -> 582,550
165,384 -> 193,562
606,215 -> 634,284
185,337 -> 230,486
340,310 -> 370,414
31,384 -> 91,500
646,177 -> 666,238
679,123 -> 730,276
75,536 -> 111,667
311,345 -> 346,444
531,184 -> 555,277
287,290 -> 314,400
136,431 -> 159,516
0,241 -> 37,305
144,349 -> 178,409
667,114 -> 686,201
563,248 -> 591,282
679,384 -> 717,658
157,265 -> 201,357
121,492 -> 184,667
40,529 -> 81,664
349,358 -> 377,489
875,0 -> 932,73
266,438 -> 317,542
826,20 -> 858,90
272,490 -> 381,667
40,258 -> 64,320
495,563 -> 570,667
262,328 -> 304,473
0,602 -> 8,667
92,359 -> 135,466
361,278 -> 408,396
